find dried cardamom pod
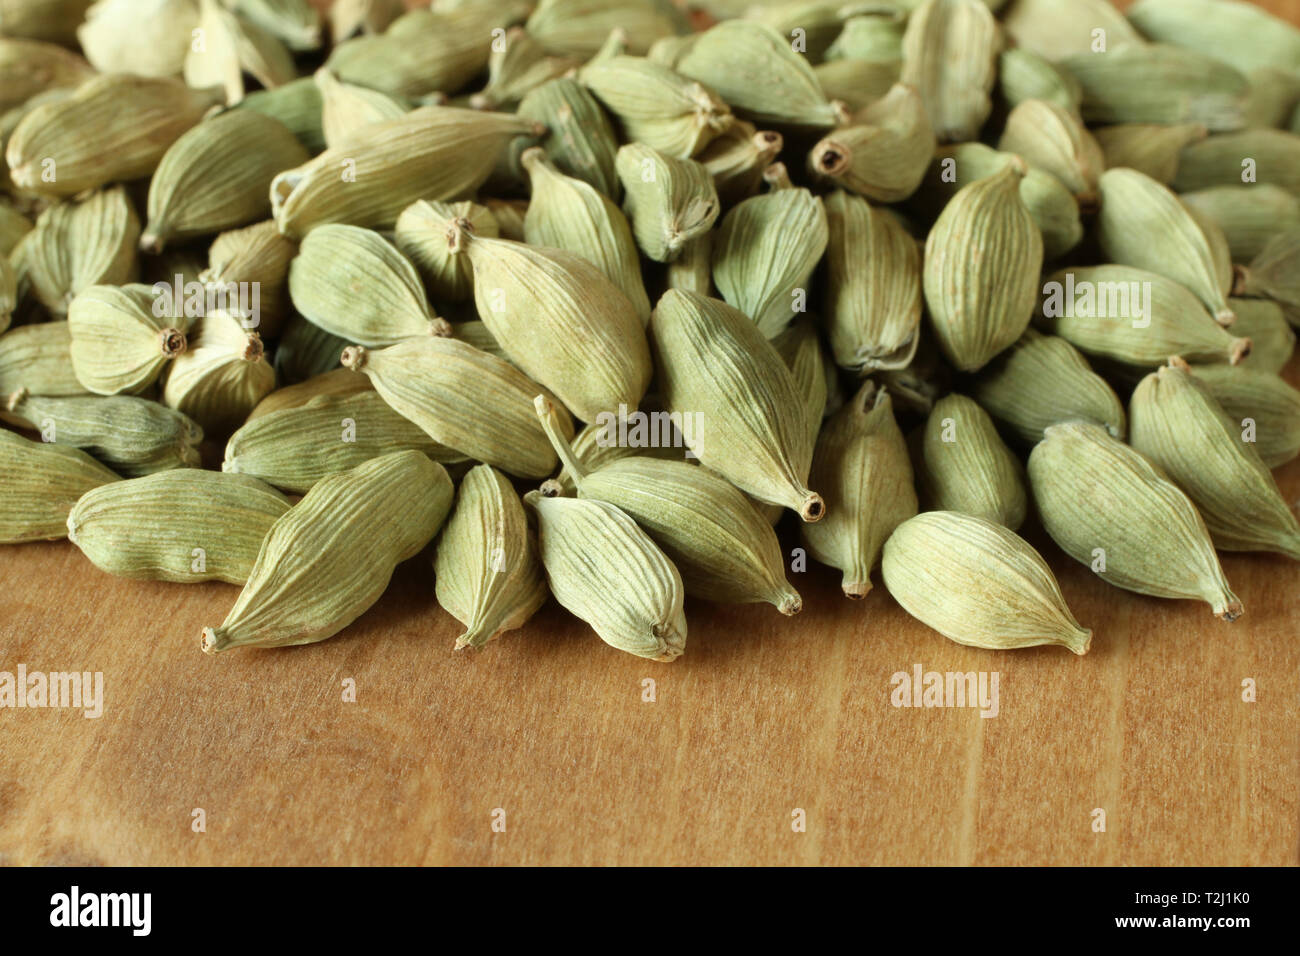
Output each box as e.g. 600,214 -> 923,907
1235,228 -> 1300,320
0,0 -> 94,45
201,219 -> 296,339
548,416 -> 684,495
248,367 -> 370,421
330,0 -> 403,41
68,470 -> 290,583
1096,168 -> 1236,325
825,11 -> 906,63
202,450 -> 454,652
6,390 -> 201,476
899,0 -> 1002,143
711,164 -> 827,339
527,0 -> 689,58
435,463 -> 548,650
1241,67 -> 1300,130
0,428 -> 119,543
0,37 -> 94,111
162,310 -> 274,435
143,110 -> 309,253
824,190 -> 921,373
0,202 -> 31,255
1127,0 -> 1300,76
809,83 -> 934,202
184,0 -> 297,107
697,122 -> 783,207
1038,264 -> 1250,369
917,393 -> 1027,529
651,289 -> 823,521
520,147 -> 651,324
1182,198 -> 1235,306
997,99 -> 1103,209
1181,185 -> 1300,263
664,232 -> 712,297
271,107 -> 541,238
1062,44 -> 1248,131
517,77 -> 621,199
1091,123 -> 1208,186
0,252 -> 14,332
289,224 -> 443,347
1227,298 -> 1295,373
1191,363 -> 1300,469
236,76 -> 326,153
470,25 -> 576,112
771,316 -> 827,449
1001,0 -> 1143,62
68,284 -> 188,395
228,0 -> 321,51
1028,421 -> 1242,621
340,336 -> 573,479
651,20 -> 846,128
315,67 -> 409,148
526,488 -> 687,662
449,320 -> 508,360
1129,358 -> 1300,560
22,186 -> 140,316
923,162 -> 1043,371
972,328 -> 1126,445
273,314 -> 349,385
394,200 -> 498,305
448,217 -> 652,421
998,47 -> 1081,115
882,510 -> 1091,654
0,321 -> 88,407
812,58 -> 901,115
615,143 -> 719,263
802,383 -> 916,598
225,391 -> 463,493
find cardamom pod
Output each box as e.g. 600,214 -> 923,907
1191,363 -> 1300,469
236,75 -> 326,153
315,67 -> 409,148
272,314 -> 349,385
162,310 -> 275,434
1241,67 -> 1300,130
68,284 -> 189,395
183,0 -> 296,105
923,162 -> 1043,371
526,488 -> 687,662
393,200 -> 497,305
68,470 -> 290,583
881,510 -> 1091,654
449,320 -> 508,361
548,417 -> 683,495
772,317 -> 828,449
434,463 -> 548,650
917,393 -> 1027,529
340,336 -> 572,479
330,0 -> 404,41
998,47 -> 1081,115
664,232 -> 713,297
1182,198 -> 1236,306
1127,0 -> 1300,76
142,110 -> 309,253
812,58 -> 901,115
824,190 -> 922,373
517,77 -> 621,200
1129,358 -> 1300,560
802,382 -> 917,598
697,122 -> 783,207
0,322 -> 88,417
1181,185 -> 1300,263
1001,0 -> 1143,62
0,37 -> 94,111
229,0 -> 321,52
650,289 -> 823,520
825,11 -> 906,63
1091,123 -> 1208,186
997,98 -> 1103,209
1227,297 -> 1295,373
900,0 -> 1002,143
0,202 -> 32,255
527,0 -> 689,58
616,142 -> 720,263
1235,228 -> 1300,320
470,26 -> 576,112
201,219 -> 297,339
1028,421 -> 1243,621
22,186 -> 140,316
0,427 -> 119,543
202,450 -> 454,652
0,0 -> 95,46
809,83 -> 934,202
248,367 -> 370,421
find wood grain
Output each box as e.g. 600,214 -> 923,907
2,0 -> 1299,867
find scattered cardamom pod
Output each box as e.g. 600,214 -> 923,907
393,200 -> 498,305
235,75 -> 326,153
0,427 -> 119,543
997,98 -> 1103,209
21,186 -> 140,316
0,37 -> 94,111
1234,228 -> 1300,320
1127,0 -> 1300,76
825,11 -> 906,64
162,310 -> 274,435
315,67 -> 408,148
471,26 -> 577,112
527,0 -> 689,58
998,47 -> 1081,115
1181,185 -> 1300,263
917,393 -> 1027,530
1001,0 -> 1143,62
616,142 -> 720,263
517,76 -> 621,199
812,58 -> 901,115
900,0 -> 1002,143
696,122 -> 783,207
247,367 -> 369,422
1190,362 -> 1300,469
808,83 -> 934,203
68,284 -> 188,395
1226,297 -> 1295,373
1091,122 -> 1208,186
201,219 -> 297,339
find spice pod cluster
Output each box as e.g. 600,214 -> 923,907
2,0 -> 1299,662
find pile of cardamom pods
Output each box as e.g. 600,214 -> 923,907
2,0 -> 1299,662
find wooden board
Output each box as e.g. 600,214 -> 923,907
2,1 -> 1299,868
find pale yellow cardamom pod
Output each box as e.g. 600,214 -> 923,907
1181,185 -> 1300,263
314,67 -> 409,148
394,200 -> 498,304
330,0 -> 404,41
0,427 -> 119,542
22,186 -> 140,317
183,0 -> 296,105
76,0 -> 197,79
162,310 -> 275,434
1092,123 -> 1208,186
615,142 -> 720,263
900,0 -> 1002,143
997,98 -> 1104,209
1001,0 -> 1144,62
0,0 -> 95,46
697,122 -> 783,207
809,83 -> 934,202
246,367 -> 370,422
201,219 -> 297,339
0,36 -> 94,111
68,284 -> 189,395
1190,363 -> 1300,468
527,0 -> 689,58
471,25 -> 577,112
918,393 -> 1027,530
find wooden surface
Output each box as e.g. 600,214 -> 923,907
3,0 -> 1300,867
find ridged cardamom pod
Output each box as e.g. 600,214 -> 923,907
1038,264 -> 1250,368
142,110 -> 309,253
271,106 -> 541,238
615,142 -> 720,263
526,487 -> 687,662
998,47 -> 1081,114
1127,0 -> 1300,76
236,76 -> 326,153
183,0 -> 296,106
330,0 -> 403,41
578,53 -> 732,159
711,164 -> 827,338
0,428 -> 119,542
1181,185 -> 1300,263
1241,67 -> 1300,130
225,391 -> 464,493
1092,123 -> 1208,186
772,317 -> 828,449
1028,421 -> 1242,621
825,11 -> 906,64
393,200 -> 498,305
517,77 -> 621,200
0,203 -> 32,256
520,147 -> 651,324
923,162 -> 1043,371
527,0 -> 688,58
68,284 -> 188,395
1129,358 -> 1300,560
697,122 -> 783,207
340,337 -> 572,479
1235,228 -> 1300,320
536,394 -> 801,614
0,37 -> 94,111
0,322 -> 87,411
813,58 -> 901,115
22,186 -> 140,316
470,26 -> 577,112
6,390 -> 201,476
288,224 -> 443,347
997,98 -> 1104,209
202,450 -> 453,652
972,328 -> 1126,445
802,383 -> 917,597
664,232 -> 713,297
68,470 -> 290,583
651,20 -> 845,129
548,417 -> 684,495
248,367 -> 369,422
882,510 -> 1091,654
162,310 -> 274,434
1001,0 -> 1143,62
0,0 -> 95,45
918,393 -> 1027,529
1182,199 -> 1235,303
1191,363 -> 1300,468
1227,298 -> 1295,373
272,314 -> 348,385
315,67 -> 408,148
899,0 -> 1002,143
201,219 -> 297,339
1096,168 -> 1236,325
824,190 -> 921,373
6,74 -> 222,198
449,320 -> 508,360
448,218 -> 652,422
229,0 -> 321,52
650,289 -> 823,520
1062,44 -> 1248,131
809,83 -> 934,203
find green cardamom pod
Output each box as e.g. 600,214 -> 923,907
527,0 -> 689,58
1241,67 -> 1300,130
1226,297 -> 1295,373
998,47 -> 1082,115
22,186 -> 140,316
1190,362 -> 1300,469
394,200 -> 498,305
229,0 -> 321,52
162,310 -> 275,434
1129,358 -> 1300,560
548,416 -> 684,495
826,11 -> 906,64
248,367 -> 369,421
917,393 -> 1027,529
329,0 -> 403,40
697,122 -> 783,207
0,37 -> 94,112
1,427 -> 119,542
1127,0 -> 1300,76
1028,421 -> 1242,621
236,75 -> 326,153
802,382 -> 917,598
809,83 -> 934,203
0,253 -> 14,333
900,0 -> 1002,143
315,67 -> 409,148
1091,122 -> 1208,186
1001,0 -> 1143,62
615,142 -> 720,263
202,450 -> 453,652
772,317 -> 828,449
201,219 -> 297,339
0,322 -> 88,416
0,202 -> 32,256
449,320 -> 508,361
882,510 -> 1091,654
664,232 -> 713,297
183,0 -> 296,106
517,77 -> 621,199
0,0 -> 95,46
1181,185 -> 1300,263
68,284 -> 189,395
812,58 -> 901,115
1234,228 -> 1300,321
997,98 -> 1103,209
272,313 -> 349,385
470,26 -> 577,112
